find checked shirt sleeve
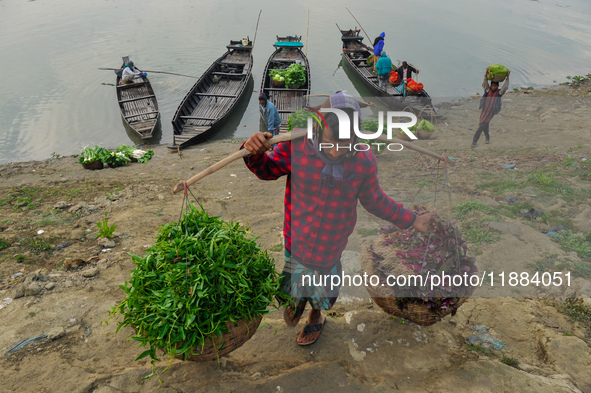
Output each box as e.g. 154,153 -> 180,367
242,141 -> 291,180
357,154 -> 416,229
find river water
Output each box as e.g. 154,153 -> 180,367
1,0 -> 590,164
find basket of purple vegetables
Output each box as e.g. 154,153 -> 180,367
360,207 -> 478,326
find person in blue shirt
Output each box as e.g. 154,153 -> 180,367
375,51 -> 392,90
372,32 -> 385,70
259,93 -> 282,136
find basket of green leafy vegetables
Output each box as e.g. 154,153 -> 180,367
287,108 -> 321,132
269,63 -> 306,89
269,70 -> 286,87
103,150 -> 131,168
109,204 -> 281,372
284,63 -> 306,89
78,146 -> 109,170
416,119 -> 436,140
115,145 -> 154,163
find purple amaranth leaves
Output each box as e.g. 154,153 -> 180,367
372,207 -> 478,314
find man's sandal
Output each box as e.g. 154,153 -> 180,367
296,318 -> 326,346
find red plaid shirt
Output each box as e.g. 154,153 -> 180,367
243,138 -> 416,269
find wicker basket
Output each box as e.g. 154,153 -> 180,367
404,86 -> 420,96
178,317 -> 262,362
365,286 -> 468,326
489,75 -> 506,83
272,79 -> 285,88
106,162 -> 127,168
82,160 -> 104,170
133,317 -> 262,362
416,129 -> 435,140
360,239 -> 471,326
397,131 -> 414,142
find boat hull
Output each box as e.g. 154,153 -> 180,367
260,36 -> 311,133
116,59 -> 160,140
340,29 -> 435,118
171,40 -> 254,149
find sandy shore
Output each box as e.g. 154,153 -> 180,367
0,81 -> 590,392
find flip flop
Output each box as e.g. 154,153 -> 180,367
283,303 -> 306,327
297,318 -> 326,346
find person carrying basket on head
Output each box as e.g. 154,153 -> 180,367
472,67 -> 510,147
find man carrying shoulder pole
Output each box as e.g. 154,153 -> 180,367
242,91 -> 437,346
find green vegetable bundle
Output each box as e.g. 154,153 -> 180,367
78,146 -> 109,164
116,144 -> 136,158
116,145 -> 155,163
487,64 -> 508,81
362,120 -> 381,133
78,145 -> 154,168
103,150 -> 131,167
110,204 -> 280,367
416,119 -> 435,131
137,150 -> 154,163
287,108 -> 321,132
284,63 -> 306,89
269,69 -> 286,83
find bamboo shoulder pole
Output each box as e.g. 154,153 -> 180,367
373,134 -> 450,165
172,129 -> 451,194
172,129 -> 307,194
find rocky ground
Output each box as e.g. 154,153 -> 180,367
0,80 -> 590,392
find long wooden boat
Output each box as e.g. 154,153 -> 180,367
171,39 -> 253,148
260,35 -> 311,132
340,28 -> 435,118
115,56 -> 160,139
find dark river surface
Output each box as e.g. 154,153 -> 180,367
1,0 -> 590,163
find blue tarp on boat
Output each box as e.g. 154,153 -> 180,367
274,42 -> 303,47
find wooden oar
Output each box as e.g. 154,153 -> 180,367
305,9 -> 310,57
98,67 -> 198,79
172,129 -> 451,194
251,10 -> 262,51
345,7 -> 374,51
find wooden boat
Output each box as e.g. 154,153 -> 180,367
260,35 -> 311,132
115,56 -> 160,139
171,38 -> 253,148
340,28 -> 435,118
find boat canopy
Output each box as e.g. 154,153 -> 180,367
274,41 -> 303,47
